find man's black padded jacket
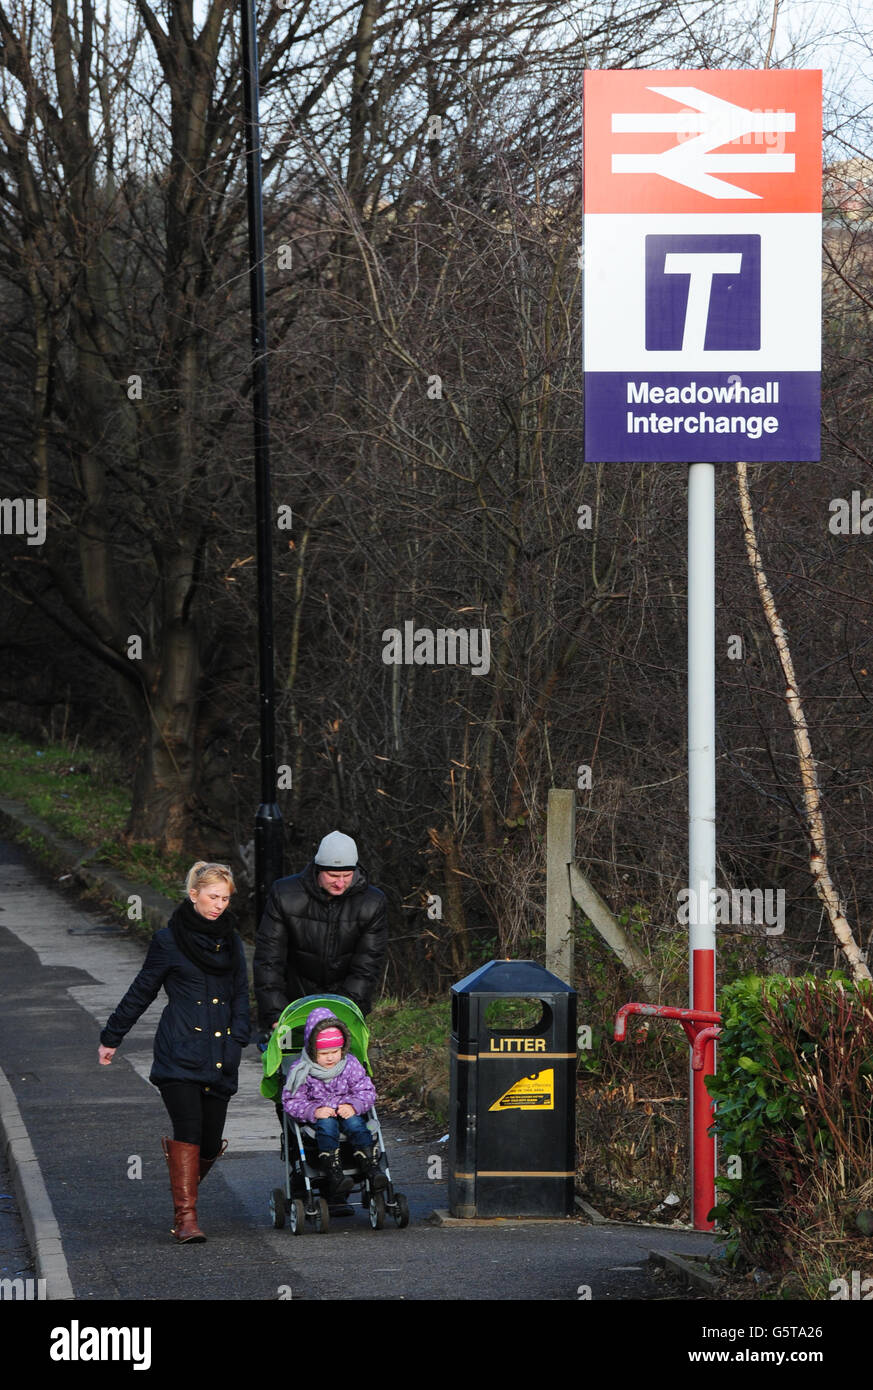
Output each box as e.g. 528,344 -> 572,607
253,861 -> 387,1027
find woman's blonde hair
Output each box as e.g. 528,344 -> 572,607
185,861 -> 236,896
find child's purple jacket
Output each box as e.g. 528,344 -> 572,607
281,1007 -> 376,1124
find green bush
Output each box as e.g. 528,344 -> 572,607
707,972 -> 873,1272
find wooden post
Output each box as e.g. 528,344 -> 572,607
546,789 -> 575,983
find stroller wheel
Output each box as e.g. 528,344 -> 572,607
270,1188 -> 286,1229
392,1193 -> 410,1228
368,1193 -> 386,1230
313,1196 -> 330,1233
288,1198 -> 306,1235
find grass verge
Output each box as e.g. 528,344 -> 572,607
368,997 -> 451,1125
0,731 -> 188,897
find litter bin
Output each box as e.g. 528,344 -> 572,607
449,959 -> 576,1218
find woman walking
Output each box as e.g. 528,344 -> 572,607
98,862 -> 250,1243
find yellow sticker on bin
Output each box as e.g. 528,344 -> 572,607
489,1068 -> 554,1111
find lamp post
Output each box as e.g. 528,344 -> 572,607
241,0 -> 283,922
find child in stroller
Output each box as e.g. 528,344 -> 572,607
262,993 -> 409,1233
282,1008 -> 386,1196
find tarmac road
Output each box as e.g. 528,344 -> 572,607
0,836 -> 716,1306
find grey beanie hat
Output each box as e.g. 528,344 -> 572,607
314,831 -> 358,869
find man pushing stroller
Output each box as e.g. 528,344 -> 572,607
281,1007 -> 387,1196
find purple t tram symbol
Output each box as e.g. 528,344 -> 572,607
645,234 -> 761,352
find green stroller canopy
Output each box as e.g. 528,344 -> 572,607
260,994 -> 372,1099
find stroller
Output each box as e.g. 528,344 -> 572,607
261,994 -> 409,1233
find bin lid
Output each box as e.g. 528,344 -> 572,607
451,959 -> 575,996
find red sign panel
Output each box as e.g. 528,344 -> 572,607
584,69 -> 821,215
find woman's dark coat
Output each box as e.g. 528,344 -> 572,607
100,917 -> 251,1095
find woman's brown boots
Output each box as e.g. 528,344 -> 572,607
198,1139 -> 227,1185
161,1138 -> 206,1243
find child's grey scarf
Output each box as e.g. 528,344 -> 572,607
283,1052 -> 347,1097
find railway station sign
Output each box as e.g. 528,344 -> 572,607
583,70 -> 822,461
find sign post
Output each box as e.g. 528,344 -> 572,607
583,69 -> 822,1228
687,458 -> 716,1229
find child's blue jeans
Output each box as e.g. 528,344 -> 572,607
315,1114 -> 372,1151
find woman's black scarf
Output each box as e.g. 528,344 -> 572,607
169,898 -> 238,976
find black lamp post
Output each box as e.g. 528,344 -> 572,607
241,0 -> 283,922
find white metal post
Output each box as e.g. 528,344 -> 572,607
688,461 -> 717,1229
